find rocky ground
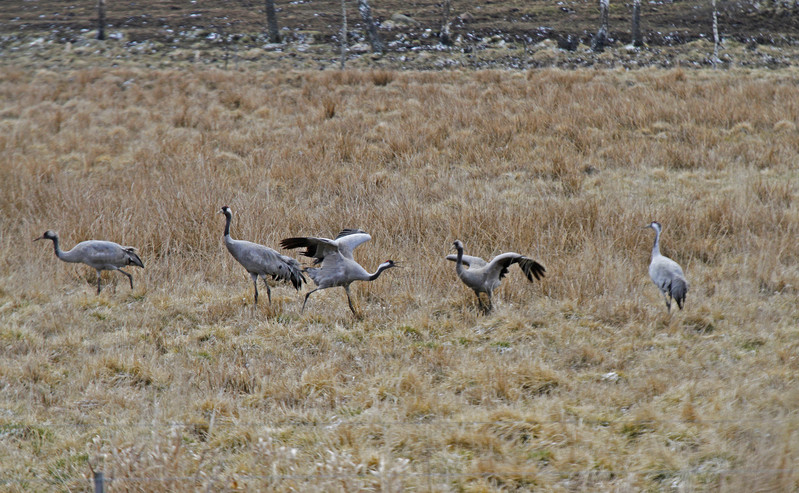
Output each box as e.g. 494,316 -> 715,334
1,0 -> 799,70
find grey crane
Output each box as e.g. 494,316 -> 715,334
219,206 -> 305,305
34,230 -> 144,294
280,229 -> 398,316
644,221 -> 688,313
447,240 -> 546,314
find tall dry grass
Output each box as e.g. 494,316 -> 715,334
1,66 -> 798,491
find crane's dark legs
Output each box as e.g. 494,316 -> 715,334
344,285 -> 358,316
262,277 -> 272,304
485,292 -> 493,314
118,269 -> 134,290
251,273 -> 259,305
475,292 -> 492,314
662,292 -> 672,313
302,288 -> 320,313
96,270 -> 102,294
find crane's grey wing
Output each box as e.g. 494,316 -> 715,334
445,254 -> 488,269
487,252 -> 546,282
305,251 -> 349,288
280,236 -> 339,264
336,228 -> 367,239
649,256 -> 686,292
230,240 -> 305,289
335,231 -> 372,260
73,241 -> 143,269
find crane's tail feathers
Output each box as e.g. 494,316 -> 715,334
520,258 -> 546,282
671,277 -> 688,310
276,256 -> 306,291
289,266 -> 306,291
123,248 -> 144,268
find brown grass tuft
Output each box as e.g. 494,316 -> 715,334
370,70 -> 395,86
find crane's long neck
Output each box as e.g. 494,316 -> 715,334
454,246 -> 466,277
50,235 -> 61,257
368,263 -> 392,281
223,211 -> 232,239
651,227 -> 662,259
48,236 -> 77,263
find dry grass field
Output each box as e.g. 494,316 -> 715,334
1,65 -> 799,491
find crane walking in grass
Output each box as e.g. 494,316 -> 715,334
447,240 -> 546,314
280,229 -> 398,316
34,230 -> 144,294
219,206 -> 305,305
644,221 -> 688,313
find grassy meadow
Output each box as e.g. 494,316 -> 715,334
1,66 -> 799,491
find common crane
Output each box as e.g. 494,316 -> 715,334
447,240 -> 545,314
644,221 -> 688,313
280,229 -> 397,316
219,206 -> 305,305
34,230 -> 144,294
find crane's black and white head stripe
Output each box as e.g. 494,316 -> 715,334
452,240 -> 464,251
645,221 -> 662,232
219,205 -> 232,216
34,230 -> 58,242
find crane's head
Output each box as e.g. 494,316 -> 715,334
644,221 -> 662,233
34,230 -> 57,242
218,205 -> 232,216
380,260 -> 399,270
452,240 -> 464,252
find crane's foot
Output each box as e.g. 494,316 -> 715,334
475,294 -> 492,315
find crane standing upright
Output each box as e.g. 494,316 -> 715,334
219,206 -> 305,305
644,221 -> 688,313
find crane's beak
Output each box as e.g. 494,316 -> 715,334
33,235 -> 43,242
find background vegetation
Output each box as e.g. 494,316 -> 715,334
1,66 -> 798,491
2,0 -> 799,70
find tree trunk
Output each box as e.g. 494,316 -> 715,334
711,0 -> 720,65
340,0 -> 348,69
631,0 -> 642,47
265,0 -> 281,43
357,0 -> 383,54
591,0 -> 609,51
96,0 -> 106,40
440,0 -> 453,45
